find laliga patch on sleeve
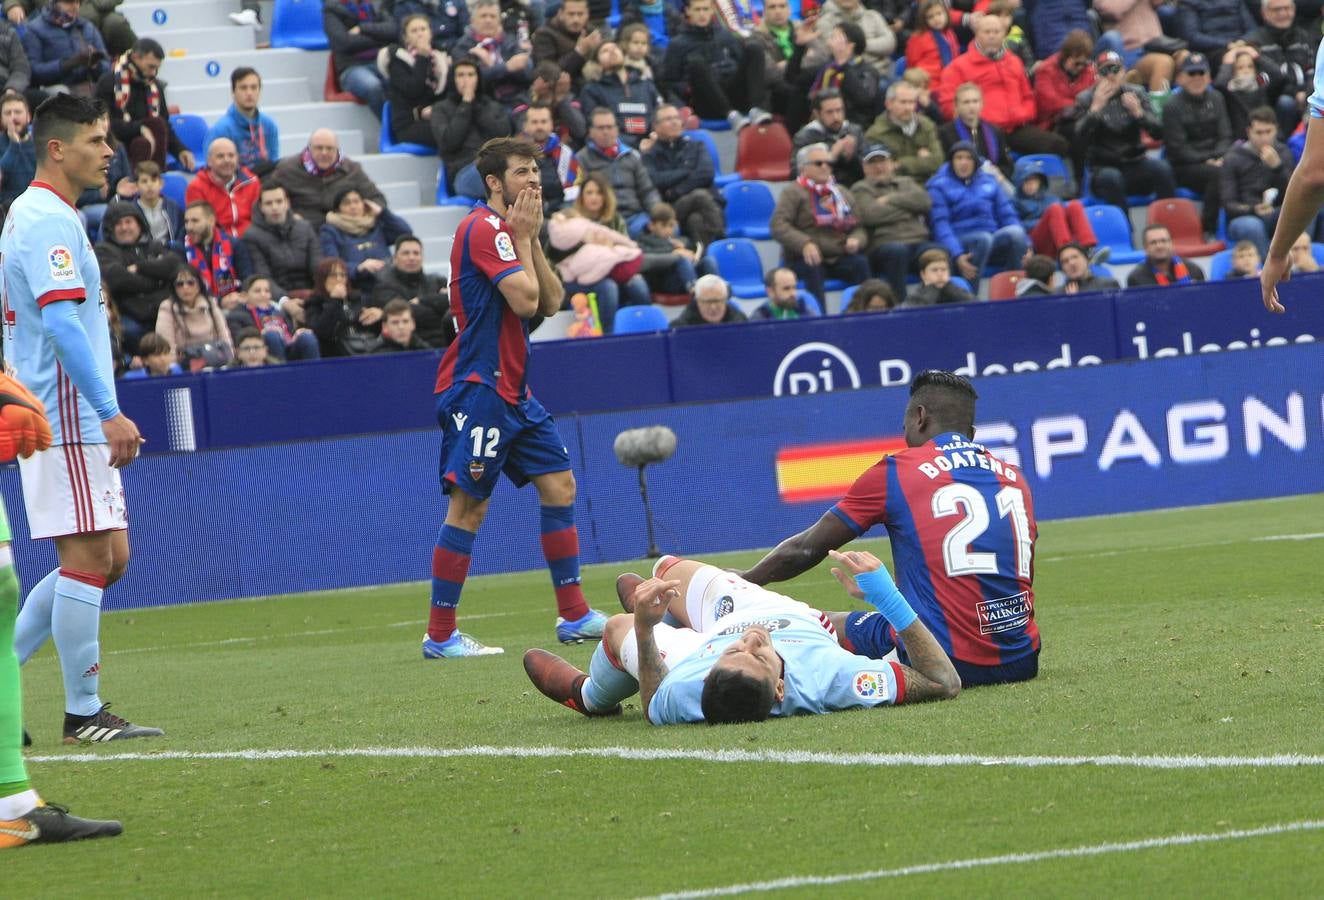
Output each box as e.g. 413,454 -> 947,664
852,671 -> 889,699
494,231 -> 517,262
47,246 -> 76,281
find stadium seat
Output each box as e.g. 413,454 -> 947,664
169,113 -> 208,160
271,0 -> 329,50
1085,204 -> 1147,265
797,289 -> 824,315
379,102 -> 436,156
324,57 -> 358,103
162,170 -> 189,207
735,121 -> 792,181
1207,248 -> 1236,280
1146,198 -> 1226,257
698,117 -> 731,132
840,283 -> 858,306
722,181 -> 775,239
436,162 -> 479,207
988,270 -> 1025,300
893,57 -> 906,77
1312,242 -> 1324,266
1013,154 -> 1075,199
705,238 -> 768,298
613,305 -> 671,333
685,129 -> 738,187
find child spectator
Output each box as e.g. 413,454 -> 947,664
1013,169 -> 1102,259
377,298 -> 432,351
1227,240 -> 1262,279
318,186 -> 413,290
636,202 -> 704,295
844,278 -> 897,312
129,161 -> 183,247
1014,254 -> 1057,297
904,0 -> 958,85
156,263 -> 236,370
228,327 -> 278,368
1289,232 -> 1320,274
618,23 -> 657,82
120,331 -> 182,379
902,67 -> 942,126
225,274 -> 321,362
903,248 -> 974,307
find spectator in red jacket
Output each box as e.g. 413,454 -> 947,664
185,137 -> 261,237
937,14 -> 1068,157
904,0 -> 960,84
1033,30 -> 1096,138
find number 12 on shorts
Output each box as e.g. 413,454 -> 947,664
469,425 -> 500,458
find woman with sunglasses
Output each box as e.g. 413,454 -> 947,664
154,263 -> 235,371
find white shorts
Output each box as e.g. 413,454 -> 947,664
679,564 -> 829,634
617,622 -> 707,680
18,443 -> 127,539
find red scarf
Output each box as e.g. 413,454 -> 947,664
811,61 -> 847,95
113,51 -> 162,122
1151,258 -> 1191,286
797,176 -> 856,230
185,230 -> 237,297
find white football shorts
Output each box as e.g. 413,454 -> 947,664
18,442 -> 127,539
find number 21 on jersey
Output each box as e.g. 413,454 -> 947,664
932,483 -> 1033,579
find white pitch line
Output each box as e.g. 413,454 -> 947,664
1040,531 -> 1324,563
642,820 -> 1324,899
25,744 -> 1324,769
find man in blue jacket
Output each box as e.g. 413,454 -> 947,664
205,66 -> 280,179
926,141 -> 1028,284
21,0 -> 108,96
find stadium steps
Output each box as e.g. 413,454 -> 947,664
170,77 -> 312,111
378,181 -> 424,211
163,49 -> 331,89
142,26 -> 257,55
195,101 -> 380,145
124,1 -> 244,31
356,154 -> 441,196
390,205 -> 470,236
280,130 -> 365,157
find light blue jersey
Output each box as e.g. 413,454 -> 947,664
648,602 -> 904,725
1,181 -> 113,445
1309,39 -> 1324,119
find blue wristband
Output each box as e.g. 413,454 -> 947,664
854,568 -> 918,632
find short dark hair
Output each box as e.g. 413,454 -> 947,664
908,370 -> 978,433
230,66 -> 261,90
331,185 -> 363,210
241,273 -> 271,293
185,199 -> 216,217
589,106 -> 616,125
132,37 -> 165,59
649,202 -> 675,223
836,21 -> 867,57
763,265 -> 794,288
259,181 -> 287,198
383,298 -> 413,318
917,247 -> 950,271
1057,241 -> 1088,263
32,94 -> 105,163
1249,105 -> 1278,129
1025,254 -> 1056,282
474,136 -> 543,198
235,326 -> 263,346
700,667 -> 777,724
1142,223 -> 1170,241
393,234 -> 422,253
532,60 -> 562,85
134,160 -> 162,179
0,92 -> 28,114
137,331 -> 171,356
812,88 -> 843,112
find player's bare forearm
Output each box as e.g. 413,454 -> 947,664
635,624 -> 668,723
1269,117 -> 1324,260
530,240 -> 563,318
741,513 -> 855,585
894,620 -> 960,702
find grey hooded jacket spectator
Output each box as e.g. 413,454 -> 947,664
242,207 -> 324,295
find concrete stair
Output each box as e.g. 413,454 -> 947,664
165,49 -> 330,90
123,1 -> 242,31
169,77 -> 311,112
280,130 -> 365,157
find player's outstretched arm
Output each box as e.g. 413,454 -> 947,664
0,372 -> 52,462
632,577 -> 680,723
830,550 -> 960,703
40,301 -> 144,467
1262,115 -> 1324,313
740,512 -> 856,586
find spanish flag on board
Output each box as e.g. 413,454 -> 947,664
775,436 -> 908,504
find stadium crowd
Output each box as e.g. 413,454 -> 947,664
0,0 -> 1321,365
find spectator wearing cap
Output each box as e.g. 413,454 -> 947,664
794,88 -> 865,188
1074,50 -> 1175,210
850,142 -> 936,300
22,0 -> 110,97
1245,0 -> 1317,136
936,13 -> 1069,158
938,82 -> 1013,180
771,142 -> 871,304
1162,52 -> 1232,239
1174,0 -> 1256,59
926,140 -> 1028,284
864,80 -> 942,182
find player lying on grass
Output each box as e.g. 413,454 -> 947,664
524,551 -> 960,724
0,373 -> 121,848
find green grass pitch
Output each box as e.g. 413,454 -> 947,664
9,494 -> 1324,896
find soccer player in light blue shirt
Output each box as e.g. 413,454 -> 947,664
0,94 -> 160,745
524,551 -> 961,725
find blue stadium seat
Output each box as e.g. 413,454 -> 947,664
162,171 -> 189,207
379,101 -> 436,156
169,113 -> 208,160
722,180 -> 774,239
893,57 -> 906,77
1013,154 -> 1075,199
685,129 -> 738,187
840,283 -> 858,306
1208,248 -> 1235,280
1085,204 -> 1147,265
271,0 -> 330,50
699,118 -> 732,131
613,305 -> 671,334
1313,242 -> 1324,266
607,0 -> 622,28
436,162 -> 479,207
705,238 -> 767,298
797,289 -> 823,315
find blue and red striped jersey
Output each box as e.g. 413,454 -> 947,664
830,432 -> 1039,666
435,202 -> 530,403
